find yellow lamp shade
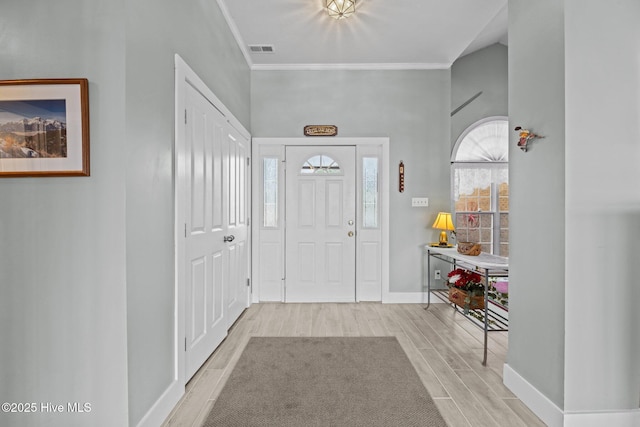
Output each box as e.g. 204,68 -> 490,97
432,212 -> 455,246
432,212 -> 455,231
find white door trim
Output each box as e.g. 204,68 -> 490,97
251,137 -> 390,303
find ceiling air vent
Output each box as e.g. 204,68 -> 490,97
248,45 -> 275,53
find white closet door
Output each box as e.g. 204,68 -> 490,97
183,82 -> 228,380
224,127 -> 250,327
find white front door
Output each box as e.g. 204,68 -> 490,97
285,146 -> 356,302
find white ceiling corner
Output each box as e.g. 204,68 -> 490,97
217,0 -> 508,71
459,3 -> 508,58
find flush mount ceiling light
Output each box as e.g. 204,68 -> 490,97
326,0 -> 356,20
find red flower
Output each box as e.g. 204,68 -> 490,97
447,268 -> 483,291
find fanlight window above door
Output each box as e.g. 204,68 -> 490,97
300,155 -> 342,175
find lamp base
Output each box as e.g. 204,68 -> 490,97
429,243 -> 453,248
438,230 -> 449,246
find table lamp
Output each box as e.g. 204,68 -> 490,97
432,212 -> 455,246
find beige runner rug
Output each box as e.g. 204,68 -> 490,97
204,336 -> 447,426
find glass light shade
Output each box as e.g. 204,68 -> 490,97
326,0 -> 356,19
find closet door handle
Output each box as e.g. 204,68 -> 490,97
223,235 -> 235,243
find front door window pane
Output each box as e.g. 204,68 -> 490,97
300,155 -> 341,174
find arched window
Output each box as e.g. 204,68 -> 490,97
300,155 -> 342,174
451,118 -> 509,256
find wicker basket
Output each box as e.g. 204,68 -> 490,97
457,242 -> 482,256
448,287 -> 485,310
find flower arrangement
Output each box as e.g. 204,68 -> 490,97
447,268 -> 485,312
488,279 -> 509,308
447,268 -> 484,292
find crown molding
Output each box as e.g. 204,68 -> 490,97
216,0 -> 453,72
250,62 -> 452,71
216,0 -> 253,68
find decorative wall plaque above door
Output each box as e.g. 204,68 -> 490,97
303,125 -> 338,137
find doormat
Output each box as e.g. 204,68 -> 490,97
203,336 -> 447,426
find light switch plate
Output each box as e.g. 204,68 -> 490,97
411,197 -> 429,207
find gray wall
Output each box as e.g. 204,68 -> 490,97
124,1 -> 250,425
563,0 -> 640,413
451,43 -> 508,146
0,0 -> 250,426
251,70 -> 451,293
507,0 -> 566,408
508,0 -> 640,417
0,1 -> 129,426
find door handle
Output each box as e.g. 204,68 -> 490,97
348,231 -> 354,237
223,235 -> 235,242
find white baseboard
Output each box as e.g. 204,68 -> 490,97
564,410 -> 640,427
503,363 -> 564,427
135,380 -> 184,427
382,292 -> 445,304
504,364 -> 640,427
253,291 -> 444,304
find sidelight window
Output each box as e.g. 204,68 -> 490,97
362,157 -> 379,228
263,157 -> 278,227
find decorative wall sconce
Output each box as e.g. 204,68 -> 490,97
514,126 -> 545,152
398,161 -> 405,193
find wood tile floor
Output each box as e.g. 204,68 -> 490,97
162,303 -> 546,427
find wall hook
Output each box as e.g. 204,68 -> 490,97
514,126 -> 545,152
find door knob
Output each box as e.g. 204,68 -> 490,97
223,235 -> 235,242
348,231 -> 354,237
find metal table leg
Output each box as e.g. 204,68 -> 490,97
482,268 -> 489,366
425,248 -> 431,309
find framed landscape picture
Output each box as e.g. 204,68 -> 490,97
0,78 -> 89,177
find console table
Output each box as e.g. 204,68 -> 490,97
423,245 -> 509,365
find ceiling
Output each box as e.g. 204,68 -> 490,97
216,0 -> 508,70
